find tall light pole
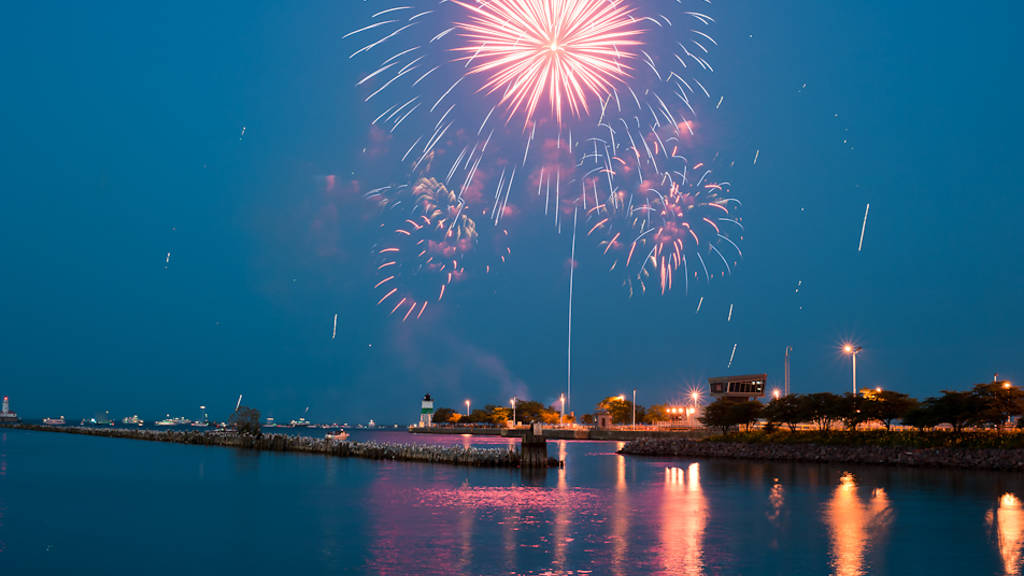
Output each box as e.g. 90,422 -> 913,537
559,394 -> 565,426
784,346 -> 792,396
843,344 -> 862,395
510,397 -> 516,425
632,389 -> 637,428
691,391 -> 699,427
465,399 -> 471,416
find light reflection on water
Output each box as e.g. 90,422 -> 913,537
824,472 -> 893,576
989,493 -> 1024,575
2,430 -> 1024,575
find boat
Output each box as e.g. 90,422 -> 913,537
289,417 -> 312,428
155,416 -> 191,426
325,431 -> 349,442
368,419 -> 376,428
264,417 -> 278,428
43,416 -> 65,426
122,415 -> 144,426
190,420 -> 209,428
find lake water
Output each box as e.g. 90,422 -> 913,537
1,428 -> 1022,575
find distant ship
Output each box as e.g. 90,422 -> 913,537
289,418 -> 312,428
368,419 -> 376,429
264,417 -> 278,428
82,416 -> 114,426
122,415 -> 144,426
325,431 -> 349,442
190,420 -> 210,428
43,416 -> 66,426
0,396 -> 20,423
155,416 -> 191,426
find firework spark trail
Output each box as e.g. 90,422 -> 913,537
728,343 -> 737,368
566,206 -> 578,413
727,303 -> 733,322
858,203 -> 870,252
696,296 -> 704,314
332,313 -> 339,340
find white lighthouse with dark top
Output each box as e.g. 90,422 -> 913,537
0,396 -> 19,423
419,394 -> 434,428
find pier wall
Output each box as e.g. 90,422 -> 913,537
2,424 -> 558,468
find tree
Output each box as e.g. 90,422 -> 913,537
802,393 -> 847,431
462,409 -> 493,425
644,404 -> 671,425
432,407 -> 457,424
581,414 -> 595,425
863,391 -> 919,430
597,396 -> 635,425
972,382 -> 1024,429
921,391 -> 985,432
699,398 -> 762,433
229,406 -> 262,437
730,401 -> 763,431
762,395 -> 806,431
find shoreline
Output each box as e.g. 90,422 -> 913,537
409,426 -> 713,441
619,437 -> 1024,471
2,423 -> 559,468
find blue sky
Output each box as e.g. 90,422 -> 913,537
1,1 -> 1020,424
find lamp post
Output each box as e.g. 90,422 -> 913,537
632,389 -> 637,428
843,344 -> 863,395
465,399 -> 471,416
559,394 -> 565,426
772,389 -> 781,401
510,397 -> 516,426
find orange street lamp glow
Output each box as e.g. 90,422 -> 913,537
772,389 -> 781,400
465,399 -> 471,415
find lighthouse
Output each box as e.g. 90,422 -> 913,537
419,394 -> 434,428
0,396 -> 19,423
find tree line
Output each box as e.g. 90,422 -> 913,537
699,381 -> 1024,433
432,400 -> 572,426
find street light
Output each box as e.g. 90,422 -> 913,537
842,344 -> 863,395
632,389 -> 637,428
690,391 -> 700,428
510,397 -> 516,425
772,389 -> 781,400
559,394 -> 565,426
465,399 -> 471,416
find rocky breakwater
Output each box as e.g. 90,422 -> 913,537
619,438 -> 1024,471
3,424 -> 559,468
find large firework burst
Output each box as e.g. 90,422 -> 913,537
454,0 -> 643,126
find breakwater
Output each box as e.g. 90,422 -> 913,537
619,438 -> 1024,471
3,424 -> 559,468
410,426 -> 712,441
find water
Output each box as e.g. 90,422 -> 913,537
1,428 -> 1022,575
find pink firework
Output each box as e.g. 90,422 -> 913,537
454,0 -> 644,126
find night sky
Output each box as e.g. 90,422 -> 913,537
1,1 -> 1020,425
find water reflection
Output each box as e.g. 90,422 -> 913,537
611,442 -> 629,576
988,493 -> 1024,575
824,472 -> 893,576
660,463 -> 707,576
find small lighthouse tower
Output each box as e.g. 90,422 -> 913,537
0,396 -> 19,423
419,394 -> 434,428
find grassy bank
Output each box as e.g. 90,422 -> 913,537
704,430 -> 1024,449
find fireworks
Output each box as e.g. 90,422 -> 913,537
584,134 -> 743,296
454,0 -> 643,126
372,177 -> 509,320
347,1 -> 739,316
